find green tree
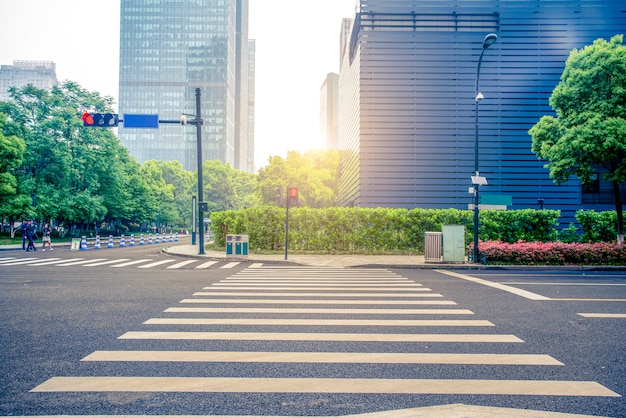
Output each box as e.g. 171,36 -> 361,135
257,149 -> 338,207
530,35 -> 626,243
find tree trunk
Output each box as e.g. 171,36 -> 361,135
613,180 -> 624,245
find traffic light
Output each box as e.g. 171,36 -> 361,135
82,112 -> 119,127
275,186 -> 283,206
288,187 -> 298,207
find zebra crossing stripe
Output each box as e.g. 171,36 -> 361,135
82,350 -> 563,365
29,258 -> 83,266
83,259 -> 130,267
55,259 -> 106,267
31,377 -> 619,396
206,286 -> 433,291
180,298 -> 456,305
167,260 -> 197,269
120,331 -> 513,342
163,307 -> 474,315
111,259 -> 152,267
578,313 -> 626,318
195,261 -> 219,269
1,258 -> 48,266
195,291 -> 442,297
144,318 -> 493,326
138,260 -> 176,269
220,262 -> 241,269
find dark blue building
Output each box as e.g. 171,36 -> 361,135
338,0 -> 626,224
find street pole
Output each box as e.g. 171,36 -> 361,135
473,33 -> 497,264
193,88 -> 205,255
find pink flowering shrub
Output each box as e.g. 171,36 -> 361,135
471,241 -> 626,265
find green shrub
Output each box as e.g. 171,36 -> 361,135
576,210 -> 617,242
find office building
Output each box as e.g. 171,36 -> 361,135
0,60 -> 58,101
338,0 -> 626,222
118,0 -> 253,172
320,72 -> 339,150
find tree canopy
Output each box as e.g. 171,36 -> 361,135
529,34 -> 626,242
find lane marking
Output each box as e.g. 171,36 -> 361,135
505,282 -> 626,286
111,259 -> 152,267
578,313 -> 626,318
29,258 -> 83,266
55,259 -> 106,267
138,260 -> 176,269
83,259 -> 130,267
552,298 -> 626,302
221,279 -> 414,283
166,260 -> 197,269
144,318 -> 492,326
195,291 -> 441,297
436,270 -> 551,301
213,282 -> 423,287
163,307 -> 474,315
121,330 -> 512,342
31,377 -> 620,396
82,351 -> 563,365
195,260 -> 219,269
2,258 -> 49,266
249,263 -> 264,268
0,257 -> 24,264
207,286 -> 432,291
180,298 -> 456,305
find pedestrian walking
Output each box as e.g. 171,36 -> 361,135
25,219 -> 36,252
20,219 -> 28,251
41,223 -> 53,251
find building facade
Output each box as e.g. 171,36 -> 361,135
118,0 -> 253,172
320,72 -> 339,150
338,0 -> 626,222
0,60 -> 58,101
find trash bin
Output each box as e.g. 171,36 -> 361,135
424,232 -> 442,262
226,234 -> 234,255
226,234 -> 248,256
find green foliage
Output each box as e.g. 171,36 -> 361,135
210,207 -> 561,253
257,149 -> 338,207
529,35 -> 626,238
576,209 -> 618,242
0,113 -> 25,206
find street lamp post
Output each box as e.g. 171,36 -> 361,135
473,33 -> 497,263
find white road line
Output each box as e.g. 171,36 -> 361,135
166,260 -> 197,269
221,280 -> 414,284
145,318 -> 491,326
120,331 -> 512,342
82,350 -> 563,365
138,260 -> 176,269
220,262 -> 241,269
436,270 -> 551,301
31,377 -> 619,396
180,298 -> 456,305
506,282 -> 626,286
578,313 -> 626,318
111,259 -> 152,267
163,307 -> 474,315
0,257 -> 20,263
195,291 -> 442,297
29,258 -> 83,266
1,258 -> 46,266
249,263 -> 264,267
195,261 -> 219,269
55,259 -> 106,267
83,259 -> 130,267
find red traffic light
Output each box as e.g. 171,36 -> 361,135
82,112 -> 95,125
82,112 -> 119,127
289,187 -> 298,198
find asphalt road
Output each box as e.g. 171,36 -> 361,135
0,245 -> 624,417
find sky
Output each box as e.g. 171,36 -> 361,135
0,0 -> 357,169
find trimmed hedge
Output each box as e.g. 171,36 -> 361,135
477,240 -> 626,266
210,207 -> 560,253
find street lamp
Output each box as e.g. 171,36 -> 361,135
472,33 -> 497,263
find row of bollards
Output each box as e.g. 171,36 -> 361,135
80,233 -> 179,250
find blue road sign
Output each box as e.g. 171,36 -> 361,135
122,114 -> 159,128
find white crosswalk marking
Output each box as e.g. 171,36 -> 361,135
166,260 -> 197,269
111,259 -> 152,267
31,265 -> 621,403
220,261 -> 241,268
195,260 -> 219,269
55,258 -> 107,267
137,259 -> 176,269
83,259 -> 130,267
30,258 -> 83,266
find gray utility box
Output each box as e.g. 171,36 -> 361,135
424,232 -> 443,262
442,225 -> 465,263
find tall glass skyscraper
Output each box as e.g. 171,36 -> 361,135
118,0 -> 253,172
339,0 -> 625,223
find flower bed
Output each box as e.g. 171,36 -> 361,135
474,241 -> 626,265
